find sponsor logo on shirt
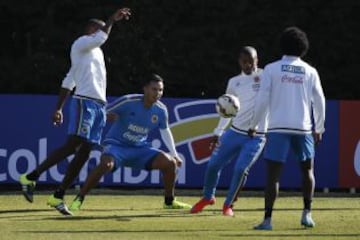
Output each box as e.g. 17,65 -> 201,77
281,65 -> 305,74
281,74 -> 304,84
128,124 -> 149,134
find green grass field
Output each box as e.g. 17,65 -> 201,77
0,190 -> 359,240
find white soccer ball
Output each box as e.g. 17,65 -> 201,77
215,94 -> 240,118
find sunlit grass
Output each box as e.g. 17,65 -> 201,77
0,190 -> 359,240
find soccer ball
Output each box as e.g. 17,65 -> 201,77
215,94 -> 240,118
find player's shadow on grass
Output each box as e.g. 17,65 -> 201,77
20,229 -> 225,234
38,211 -> 214,221
221,233 -> 360,238
0,209 -> 54,219
234,207 -> 360,212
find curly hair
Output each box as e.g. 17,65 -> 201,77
280,26 -> 309,57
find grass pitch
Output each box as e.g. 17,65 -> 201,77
0,189 -> 359,240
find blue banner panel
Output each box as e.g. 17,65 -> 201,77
0,95 -> 339,189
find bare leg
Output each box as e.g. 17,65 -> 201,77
264,160 -> 283,219
79,155 -> 114,197
300,159 -> 315,210
58,142 -> 93,191
151,153 -> 176,198
27,135 -> 82,180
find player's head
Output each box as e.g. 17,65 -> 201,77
143,74 -> 164,105
280,26 -> 309,57
84,18 -> 105,35
238,46 -> 258,75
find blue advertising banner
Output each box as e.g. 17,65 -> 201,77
0,95 -> 339,189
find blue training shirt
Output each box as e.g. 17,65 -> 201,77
104,94 -> 168,146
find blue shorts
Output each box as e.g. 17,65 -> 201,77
68,97 -> 106,145
102,143 -> 161,170
264,132 -> 315,163
210,128 -> 265,171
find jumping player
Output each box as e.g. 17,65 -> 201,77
19,8 -> 131,215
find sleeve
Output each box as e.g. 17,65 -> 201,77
61,68 -> 76,90
225,78 -> 236,95
106,95 -> 128,115
160,127 -> 178,157
73,30 -> 108,52
159,107 -> 169,130
250,67 -> 271,129
213,117 -> 231,136
312,70 -> 326,133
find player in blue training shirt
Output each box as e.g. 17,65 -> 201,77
63,74 -> 191,215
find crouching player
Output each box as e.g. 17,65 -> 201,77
65,74 -> 191,215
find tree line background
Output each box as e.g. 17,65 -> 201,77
1,0 -> 359,99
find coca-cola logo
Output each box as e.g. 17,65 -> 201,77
281,74 -> 304,84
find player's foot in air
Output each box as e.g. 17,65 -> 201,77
69,195 -> 84,212
47,195 -> 73,216
222,204 -> 234,216
190,197 -> 216,213
19,174 -> 36,203
163,199 -> 192,209
254,218 -> 273,230
301,209 -> 315,228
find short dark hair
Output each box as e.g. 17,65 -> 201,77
280,26 -> 309,57
143,73 -> 164,86
239,46 -> 257,58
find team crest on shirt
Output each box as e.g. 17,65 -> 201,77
81,126 -> 88,134
252,76 -> 261,91
151,114 -> 158,123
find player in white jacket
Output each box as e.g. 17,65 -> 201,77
250,27 -> 326,230
191,46 -> 267,216
19,8 -> 131,215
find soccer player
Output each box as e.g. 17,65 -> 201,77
250,26 -> 326,230
19,8 -> 131,215
65,74 -> 191,215
190,46 -> 267,216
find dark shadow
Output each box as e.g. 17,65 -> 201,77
18,229 -> 229,234
0,209 -> 53,214
221,233 -> 360,238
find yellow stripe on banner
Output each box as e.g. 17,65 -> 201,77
170,117 -> 220,143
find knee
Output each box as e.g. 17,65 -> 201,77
158,154 -> 176,173
99,156 -> 115,172
207,160 -> 222,172
72,143 -> 92,161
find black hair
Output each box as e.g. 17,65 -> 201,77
142,73 -> 164,86
280,26 -> 309,57
239,46 -> 257,59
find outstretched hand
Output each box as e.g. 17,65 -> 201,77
112,8 -> 131,21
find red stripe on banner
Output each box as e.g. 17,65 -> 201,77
339,101 -> 360,187
191,136 -> 214,162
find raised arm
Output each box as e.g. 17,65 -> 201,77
101,8 -> 131,35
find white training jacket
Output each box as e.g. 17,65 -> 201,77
214,69 -> 268,137
61,30 -> 108,103
251,55 -> 326,134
